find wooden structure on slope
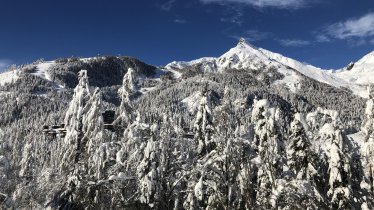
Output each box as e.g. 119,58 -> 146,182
183,127 -> 195,139
43,124 -> 67,138
102,110 -> 115,131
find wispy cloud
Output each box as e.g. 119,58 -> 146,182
174,19 -> 187,24
278,39 -> 311,47
318,12 -> 374,46
200,0 -> 312,10
325,13 -> 374,39
0,59 -> 12,72
220,6 -> 244,25
315,34 -> 331,43
161,0 -> 177,11
230,29 -> 271,42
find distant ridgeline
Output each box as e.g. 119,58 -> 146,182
0,45 -> 373,209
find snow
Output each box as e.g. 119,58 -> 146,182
181,91 -> 203,113
31,61 -> 64,89
0,69 -> 19,86
166,39 -> 374,98
194,177 -> 204,201
333,51 -> 374,85
166,57 -> 216,70
139,86 -> 157,94
166,68 -> 182,79
318,123 -> 336,136
329,51 -> 374,97
108,172 -> 133,181
273,66 -> 301,93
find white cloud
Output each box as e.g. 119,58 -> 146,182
200,0 -> 311,9
324,12 -> 374,40
174,19 -> 187,24
161,0 -> 177,11
230,29 -> 271,42
315,34 -> 331,43
278,39 -> 311,47
219,5 -> 244,25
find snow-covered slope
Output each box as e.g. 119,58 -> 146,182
167,38 -> 303,93
0,61 -> 65,89
0,69 -> 19,86
333,51 -> 374,85
166,38 -> 374,98
166,57 -> 216,70
31,61 -> 64,89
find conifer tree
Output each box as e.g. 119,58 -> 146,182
363,85 -> 374,196
287,113 -> 313,179
193,85 -> 214,156
137,124 -> 161,208
251,98 -> 285,208
116,68 -> 138,126
327,129 -> 352,209
60,70 -> 91,170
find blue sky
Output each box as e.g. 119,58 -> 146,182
0,0 -> 374,71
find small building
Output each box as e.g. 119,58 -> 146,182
43,124 -> 67,138
182,127 -> 195,139
102,110 -> 116,131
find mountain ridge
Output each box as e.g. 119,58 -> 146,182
166,38 -> 374,98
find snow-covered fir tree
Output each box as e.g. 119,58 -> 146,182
60,70 -> 91,171
193,85 -> 215,156
137,124 -> 161,208
251,98 -> 286,208
287,113 -> 313,179
326,129 -> 352,209
363,85 -> 374,195
116,68 -> 138,127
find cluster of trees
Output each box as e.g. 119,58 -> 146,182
0,56 -> 370,209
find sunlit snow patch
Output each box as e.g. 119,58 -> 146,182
0,69 -> 19,86
31,61 -> 64,89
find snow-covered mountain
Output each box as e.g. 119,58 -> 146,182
166,38 -> 373,98
1,41 -> 373,209
333,51 -> 374,85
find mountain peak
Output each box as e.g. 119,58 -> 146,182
238,37 -> 247,45
236,37 -> 257,49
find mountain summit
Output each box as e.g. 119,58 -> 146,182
167,38 -> 374,98
333,50 -> 374,86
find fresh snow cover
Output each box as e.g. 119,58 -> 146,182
31,61 -> 64,89
108,172 -> 133,181
333,51 -> 374,84
166,57 -> 216,70
181,91 -> 203,113
31,61 -> 55,81
257,46 -> 357,95
0,69 -> 19,86
166,38 -> 374,98
306,107 -> 339,127
273,66 -> 301,93
348,131 -> 365,154
139,86 -> 157,93
166,68 -> 182,79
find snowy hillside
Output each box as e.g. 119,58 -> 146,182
333,51 -> 374,85
0,69 -> 19,86
167,38 -> 373,98
0,42 -> 373,210
32,61 -> 65,89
